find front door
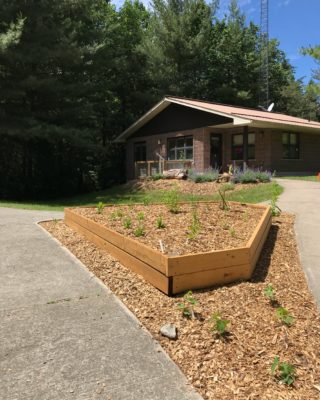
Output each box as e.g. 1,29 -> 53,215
210,134 -> 222,169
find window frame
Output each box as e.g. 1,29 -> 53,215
167,136 -> 193,161
282,133 -> 300,160
134,141 -> 147,162
231,133 -> 255,161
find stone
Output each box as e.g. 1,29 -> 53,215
160,323 -> 177,340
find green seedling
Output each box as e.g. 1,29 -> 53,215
165,188 -> 180,214
156,216 -> 166,229
271,356 -> 295,386
137,211 -> 145,221
210,312 -> 230,335
242,211 -> 249,222
264,283 -> 275,301
218,189 -> 230,211
188,208 -> 200,239
97,202 -> 105,214
177,290 -> 197,319
229,227 -> 236,237
110,209 -> 123,220
134,224 -> 145,237
276,307 -> 294,326
123,216 -> 132,229
142,195 -> 151,206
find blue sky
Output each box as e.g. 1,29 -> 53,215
112,0 -> 319,83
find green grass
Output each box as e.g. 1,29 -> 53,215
277,175 -> 319,182
0,182 -> 283,211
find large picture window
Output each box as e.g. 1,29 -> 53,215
134,142 -> 146,162
282,133 -> 299,159
231,133 -> 255,160
167,136 -> 193,160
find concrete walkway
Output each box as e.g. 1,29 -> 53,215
0,207 -> 202,400
277,179 -> 320,307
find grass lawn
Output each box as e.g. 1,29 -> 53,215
277,175 -> 319,182
0,181 -> 283,211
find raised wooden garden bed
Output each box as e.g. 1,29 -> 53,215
64,202 -> 271,295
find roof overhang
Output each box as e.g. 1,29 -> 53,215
114,97 -> 252,142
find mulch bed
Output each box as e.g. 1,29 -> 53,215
125,178 -> 258,196
72,203 -> 264,255
42,213 -> 320,400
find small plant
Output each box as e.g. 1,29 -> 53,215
210,312 -> 230,335
229,227 -> 236,237
218,189 -> 229,211
188,167 -> 220,183
242,210 -> 249,222
276,307 -> 294,326
123,216 -> 132,229
164,188 -> 180,214
271,356 -> 296,386
177,290 -> 197,319
271,197 -> 281,216
150,173 -> 164,181
188,207 -> 201,239
134,224 -> 145,237
110,209 -> 124,220
220,182 -> 235,192
264,283 -> 275,301
137,211 -> 145,221
142,195 -> 151,206
156,216 -> 166,229
97,202 -> 105,214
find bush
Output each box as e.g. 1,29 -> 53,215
188,167 -> 219,183
232,168 -> 271,184
150,173 -> 164,181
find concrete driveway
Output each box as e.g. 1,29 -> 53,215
0,207 -> 201,400
277,179 -> 320,307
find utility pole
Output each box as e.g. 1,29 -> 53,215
260,0 -> 269,110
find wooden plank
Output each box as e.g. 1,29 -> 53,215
65,217 -> 170,295
172,264 -> 251,294
250,216 -> 272,273
167,247 -> 250,277
247,206 -> 272,256
65,209 -> 168,275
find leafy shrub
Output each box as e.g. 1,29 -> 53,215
177,290 -> 197,318
156,216 -> 166,229
276,307 -> 294,326
164,188 -> 180,213
232,168 -> 271,184
123,216 -> 132,229
96,202 -> 105,214
271,356 -> 296,386
188,167 -> 219,183
210,312 -> 230,335
150,173 -> 164,181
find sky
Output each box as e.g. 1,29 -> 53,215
112,0 -> 320,84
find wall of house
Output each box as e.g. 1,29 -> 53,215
126,127 -> 207,180
269,130 -> 320,173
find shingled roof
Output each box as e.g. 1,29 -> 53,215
116,96 -> 320,142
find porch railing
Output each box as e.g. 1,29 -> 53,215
135,160 -> 193,179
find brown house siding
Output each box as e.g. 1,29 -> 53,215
126,127 -> 320,180
269,131 -> 320,173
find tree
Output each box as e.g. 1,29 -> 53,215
142,0 -> 214,98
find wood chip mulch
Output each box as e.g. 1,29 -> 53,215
42,214 -> 320,400
124,179 -> 257,196
73,203 -> 264,255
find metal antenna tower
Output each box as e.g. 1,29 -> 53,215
259,0 -> 269,110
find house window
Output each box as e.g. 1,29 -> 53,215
167,136 -> 193,160
282,133 -> 299,159
232,133 -> 255,160
134,142 -> 146,162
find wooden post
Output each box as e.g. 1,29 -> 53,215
243,126 -> 249,170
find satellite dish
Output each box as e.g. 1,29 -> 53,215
267,103 -> 275,112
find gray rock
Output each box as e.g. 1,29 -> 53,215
160,323 -> 177,339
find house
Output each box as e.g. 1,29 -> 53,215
115,96 -> 320,180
